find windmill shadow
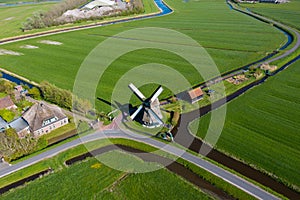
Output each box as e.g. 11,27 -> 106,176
97,97 -> 118,109
97,97 -> 134,122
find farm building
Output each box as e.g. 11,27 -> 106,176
82,0 -> 116,10
14,85 -> 27,101
188,87 -> 204,104
0,96 -> 17,110
176,87 -> 204,104
9,117 -> 30,138
14,85 -> 23,92
22,102 -> 68,137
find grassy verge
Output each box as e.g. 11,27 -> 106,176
0,149 -> 212,199
0,138 -> 264,200
43,122 -> 76,141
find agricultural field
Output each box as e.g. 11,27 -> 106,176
0,0 -> 286,112
0,150 -> 211,200
0,2 -> 57,39
0,0 -> 158,40
190,59 -> 300,190
241,0 -> 300,30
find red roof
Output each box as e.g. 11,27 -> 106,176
188,87 -> 204,100
0,96 -> 16,110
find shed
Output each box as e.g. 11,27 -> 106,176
188,87 -> 204,104
83,0 -> 116,10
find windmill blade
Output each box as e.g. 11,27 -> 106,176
128,83 -> 146,101
150,86 -> 163,102
130,105 -> 143,120
147,108 -> 164,125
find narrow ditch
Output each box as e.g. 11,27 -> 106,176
0,168 -> 52,195
65,144 -> 234,200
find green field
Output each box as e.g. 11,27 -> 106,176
0,0 -> 286,112
241,0 -> 300,30
97,152 -> 211,200
190,59 -> 300,190
0,138 -> 257,199
0,0 -> 159,40
0,2 -> 57,39
0,150 -> 212,200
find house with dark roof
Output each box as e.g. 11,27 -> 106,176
9,117 -> 30,138
0,96 -> 17,110
0,117 -> 8,133
22,102 -> 68,137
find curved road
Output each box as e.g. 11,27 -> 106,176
228,1 -> 300,63
0,0 -> 299,199
172,2 -> 300,199
0,130 -> 279,200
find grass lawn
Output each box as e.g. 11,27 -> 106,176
43,122 -> 76,140
0,92 -> 6,98
0,0 -> 285,113
96,151 -> 211,200
0,147 -> 212,199
0,2 -> 57,39
0,138 -> 256,199
0,109 -> 15,122
190,59 -> 300,190
240,0 -> 300,30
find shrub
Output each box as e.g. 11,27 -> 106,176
28,87 -> 41,99
40,81 -> 92,114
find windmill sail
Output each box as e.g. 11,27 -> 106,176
128,83 -> 164,127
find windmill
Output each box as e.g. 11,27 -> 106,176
128,83 -> 164,127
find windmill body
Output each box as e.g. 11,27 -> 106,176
142,98 -> 163,127
129,83 -> 164,128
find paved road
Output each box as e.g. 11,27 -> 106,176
0,1 -> 298,199
246,10 -> 300,63
0,130 -> 279,200
229,1 -> 300,64
172,73 -> 300,199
